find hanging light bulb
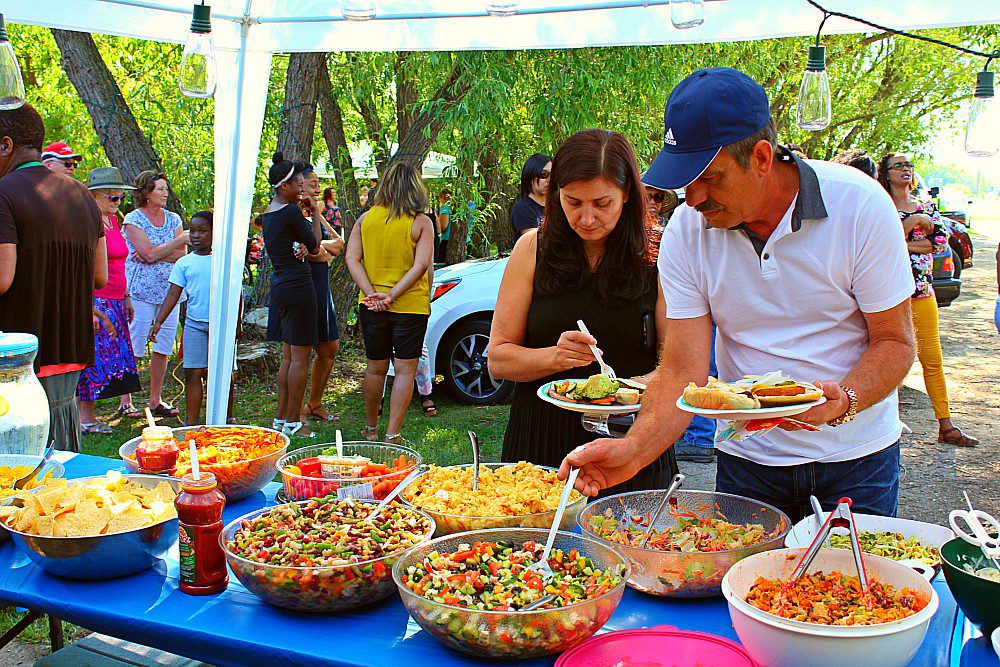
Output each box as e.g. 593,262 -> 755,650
343,0 -> 376,20
965,69 -> 999,158
796,45 -> 832,131
178,2 -> 217,99
0,14 -> 25,110
485,1 -> 518,17
670,0 -> 704,29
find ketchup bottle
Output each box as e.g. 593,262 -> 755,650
175,471 -> 229,595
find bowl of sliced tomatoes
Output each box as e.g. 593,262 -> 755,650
277,442 -> 422,501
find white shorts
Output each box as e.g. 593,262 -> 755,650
130,300 -> 179,358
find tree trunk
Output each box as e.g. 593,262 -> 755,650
479,148 -> 516,254
275,53 -> 324,163
51,29 -> 185,217
395,53 -> 418,144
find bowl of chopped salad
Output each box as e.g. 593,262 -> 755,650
221,497 -> 435,612
722,547 -> 938,667
277,442 -> 421,502
393,528 -> 629,659
940,536 -> 1000,635
121,425 -> 288,501
579,490 -> 790,598
400,462 -> 587,536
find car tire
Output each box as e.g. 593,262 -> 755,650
949,243 -> 963,280
439,319 -> 514,406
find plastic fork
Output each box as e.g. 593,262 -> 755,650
364,466 -> 424,525
576,320 -> 615,380
950,492 -> 1000,571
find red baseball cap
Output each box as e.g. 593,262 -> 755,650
41,141 -> 82,161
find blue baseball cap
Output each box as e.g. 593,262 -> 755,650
643,68 -> 771,191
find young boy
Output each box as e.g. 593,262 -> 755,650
149,211 -> 221,425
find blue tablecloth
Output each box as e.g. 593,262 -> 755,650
0,453 -> 990,666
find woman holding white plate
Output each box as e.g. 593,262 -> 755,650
489,129 -> 677,495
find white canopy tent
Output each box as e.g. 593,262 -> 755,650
5,0 -> 999,423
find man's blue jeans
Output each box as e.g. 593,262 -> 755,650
715,442 -> 901,523
682,327 -> 717,449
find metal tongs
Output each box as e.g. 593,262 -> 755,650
789,497 -> 869,592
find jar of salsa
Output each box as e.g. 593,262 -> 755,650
136,426 -> 179,473
175,472 -> 228,595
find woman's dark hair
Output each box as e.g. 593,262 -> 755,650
518,153 -> 552,199
877,152 -> 914,194
133,170 -> 168,207
535,129 -> 653,307
0,102 -> 45,153
831,149 -> 876,180
322,187 -> 336,203
191,210 -> 213,227
296,161 -> 315,177
268,151 -> 297,187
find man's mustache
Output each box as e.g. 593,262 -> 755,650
694,199 -> 724,213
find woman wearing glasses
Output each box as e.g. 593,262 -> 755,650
77,167 -> 142,433
510,153 -> 552,237
878,152 -> 978,447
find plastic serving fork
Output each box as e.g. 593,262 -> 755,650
950,492 -> 1000,571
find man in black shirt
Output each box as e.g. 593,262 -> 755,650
510,152 -> 551,237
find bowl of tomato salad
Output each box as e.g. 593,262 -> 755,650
276,442 -> 421,501
221,497 -> 435,612
392,527 -> 630,659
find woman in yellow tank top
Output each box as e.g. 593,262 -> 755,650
345,162 -> 435,444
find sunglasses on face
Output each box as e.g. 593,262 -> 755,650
888,161 -> 914,171
104,194 -> 127,203
59,160 -> 80,169
536,171 -> 550,181
646,190 -> 666,204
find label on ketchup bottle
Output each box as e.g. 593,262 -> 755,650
179,524 -> 197,584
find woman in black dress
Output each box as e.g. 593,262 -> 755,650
262,152 -> 321,437
489,129 -> 676,494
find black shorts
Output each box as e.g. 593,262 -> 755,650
267,279 -> 318,347
358,307 -> 428,361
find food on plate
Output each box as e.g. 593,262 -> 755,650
682,377 -> 760,410
0,465 -> 58,499
745,570 -> 928,625
546,374 -> 644,406
227,497 -> 432,566
403,462 -> 583,517
401,539 -> 624,611
0,471 -> 176,537
282,451 -> 416,500
587,501 -> 778,552
828,530 -> 941,566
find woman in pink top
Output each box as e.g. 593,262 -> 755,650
77,167 -> 141,433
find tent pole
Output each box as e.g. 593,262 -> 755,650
206,28 -> 272,424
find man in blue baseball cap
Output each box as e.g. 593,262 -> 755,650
562,68 -> 917,522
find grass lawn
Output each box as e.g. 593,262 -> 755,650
3,336 -> 511,647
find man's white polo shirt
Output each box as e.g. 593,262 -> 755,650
659,151 -> 914,465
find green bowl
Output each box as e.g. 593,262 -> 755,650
940,537 -> 1000,635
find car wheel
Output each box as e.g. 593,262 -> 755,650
440,319 -> 514,406
949,243 -> 962,280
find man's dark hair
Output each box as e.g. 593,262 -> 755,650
724,118 -> 777,170
0,103 -> 45,153
518,152 -> 552,199
832,149 -> 877,180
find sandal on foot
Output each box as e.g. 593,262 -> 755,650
385,433 -> 411,446
81,422 -> 113,434
420,397 -> 437,416
361,426 -> 379,441
272,418 -> 286,431
939,427 -> 979,447
282,421 -> 315,438
151,403 -> 179,418
115,403 -> 144,419
302,404 -> 338,422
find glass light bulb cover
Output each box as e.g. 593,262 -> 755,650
343,0 -> 376,20
796,69 -> 831,131
0,35 -> 25,110
965,95 -> 1000,157
485,0 -> 518,16
671,0 -> 705,29
179,32 -> 217,99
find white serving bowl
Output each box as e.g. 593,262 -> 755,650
722,547 -> 939,667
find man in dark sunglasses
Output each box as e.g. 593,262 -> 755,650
41,140 -> 83,178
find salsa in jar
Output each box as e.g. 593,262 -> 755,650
176,471 -> 228,595
136,426 -> 179,473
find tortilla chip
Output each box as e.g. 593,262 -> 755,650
151,482 -> 176,503
35,515 -> 55,536
34,489 -> 67,516
14,502 -> 40,532
105,511 -> 149,535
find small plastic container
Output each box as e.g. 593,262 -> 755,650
0,332 -> 49,455
135,426 -> 179,473
176,472 -> 228,595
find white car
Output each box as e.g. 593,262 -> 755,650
426,256 -> 512,405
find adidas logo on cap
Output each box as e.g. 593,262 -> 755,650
664,128 -> 677,146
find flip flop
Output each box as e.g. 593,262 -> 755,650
938,427 -> 979,447
81,422 -> 113,434
282,421 -> 316,438
302,404 -> 338,422
361,426 -> 379,442
420,397 -> 437,416
115,403 -> 144,419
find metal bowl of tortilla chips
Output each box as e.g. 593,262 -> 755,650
0,472 -> 180,580
0,454 -> 66,544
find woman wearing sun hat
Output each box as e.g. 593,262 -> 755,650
77,167 -> 142,434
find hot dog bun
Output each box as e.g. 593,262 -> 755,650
751,382 -> 823,406
682,378 -> 760,410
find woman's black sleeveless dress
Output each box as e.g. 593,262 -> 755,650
501,266 -> 678,495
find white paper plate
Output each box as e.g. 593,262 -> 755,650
537,381 -> 642,415
675,395 -> 825,420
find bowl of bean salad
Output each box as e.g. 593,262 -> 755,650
221,497 -> 435,612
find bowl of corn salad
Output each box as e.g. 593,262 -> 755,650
221,497 -> 434,612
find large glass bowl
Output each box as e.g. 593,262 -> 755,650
276,442 -> 421,501
392,527 -> 630,659
120,425 -> 288,501
399,463 -> 587,536
579,490 -> 791,598
220,499 -> 435,612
